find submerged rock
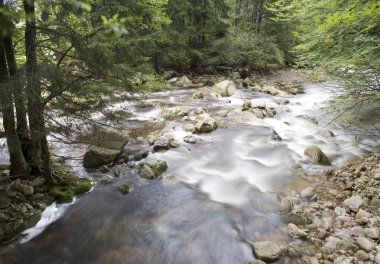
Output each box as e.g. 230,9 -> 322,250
117,184 -> 130,195
304,145 -> 331,165
211,80 -> 236,97
252,241 -> 281,262
192,92 -> 204,99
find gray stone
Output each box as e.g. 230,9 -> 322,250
300,187 -> 314,199
242,100 -> 252,111
184,135 -> 196,144
374,168 -> 380,181
304,145 -> 331,165
83,146 -> 120,169
89,128 -> 129,150
375,253 -> 380,264
193,107 -> 207,115
0,197 -> 11,209
153,136 -> 172,152
355,209 -> 371,223
248,260 -> 266,264
30,177 -> 45,187
351,226 -> 365,237
336,240 -> 359,252
195,118 -> 217,133
355,250 -> 369,261
357,236 -> 374,252
334,207 -> 346,216
192,92 -> 204,99
322,237 -> 342,254
117,184 -> 130,195
183,124 -> 196,133
252,241 -> 281,262
216,110 -> 228,117
262,85 -> 280,95
251,100 -> 266,109
138,160 -> 168,180
288,223 -> 308,239
211,80 -> 236,97
343,196 -> 364,212
365,227 -> 379,239
133,150 -> 149,161
175,75 -> 192,87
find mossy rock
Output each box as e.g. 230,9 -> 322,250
117,184 -> 130,195
138,160 -> 168,179
50,163 -> 92,203
50,179 -> 92,203
304,145 -> 331,165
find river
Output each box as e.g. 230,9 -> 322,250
0,82 -> 379,263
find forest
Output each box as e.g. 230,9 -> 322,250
0,0 -> 379,263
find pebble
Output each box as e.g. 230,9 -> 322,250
357,236 -> 375,252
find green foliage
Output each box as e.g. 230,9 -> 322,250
224,30 -> 284,70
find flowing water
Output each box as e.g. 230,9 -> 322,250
0,83 -> 379,263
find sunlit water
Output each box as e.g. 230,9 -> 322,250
0,83 -> 379,263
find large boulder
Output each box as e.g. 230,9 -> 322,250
304,145 -> 331,165
83,146 -> 120,169
195,118 -> 217,133
211,80 -> 236,97
252,241 -> 281,262
89,128 -> 130,150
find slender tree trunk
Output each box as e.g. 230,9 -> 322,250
235,0 -> 241,27
0,39 -> 28,177
23,0 -> 53,182
3,33 -> 31,161
252,0 -> 264,34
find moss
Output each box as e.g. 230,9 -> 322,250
117,184 -> 130,195
50,163 -> 92,203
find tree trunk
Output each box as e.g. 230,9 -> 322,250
3,31 -> 31,161
0,39 -> 29,177
24,0 -> 53,182
234,0 -> 241,27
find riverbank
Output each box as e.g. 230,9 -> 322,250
273,154 -> 380,263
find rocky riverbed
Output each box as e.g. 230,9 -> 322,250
0,70 -> 379,263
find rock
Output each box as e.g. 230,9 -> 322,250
99,165 -> 111,173
192,92 -> 204,99
242,100 -> 252,111
30,177 -> 45,187
242,78 -> 252,87
342,195 -> 363,212
184,135 -> 196,144
113,166 -> 121,177
365,227 -> 379,239
248,260 -> 266,264
147,136 -> 156,145
322,237 -> 342,254
138,160 -> 168,179
193,107 -> 207,115
375,253 -> 380,264
216,110 -> 228,117
271,130 -> 282,141
374,168 -> 380,181
304,145 -> 331,165
357,236 -> 374,252
320,130 -> 335,138
252,109 -> 264,119
336,240 -> 359,252
334,207 -> 346,216
0,197 -> 11,209
195,118 -> 217,133
309,257 -> 319,264
300,187 -> 314,199
251,100 -> 266,109
133,150 -> 149,161
89,128 -> 129,150
355,209 -> 370,223
262,85 -> 280,95
183,124 -> 196,133
175,75 -> 192,86
252,241 -> 281,262
351,226 -> 365,237
274,98 -> 290,105
211,80 -> 236,97
167,77 -> 178,83
230,71 -> 240,79
153,136 -> 172,152
288,223 -> 308,239
83,146 -> 120,169
117,184 -> 130,195
279,197 -> 292,213
355,250 -> 369,261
